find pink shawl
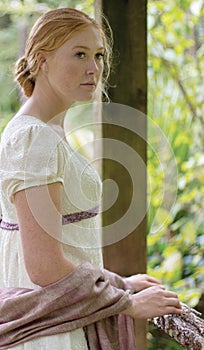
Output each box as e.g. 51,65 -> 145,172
0,263 -> 136,349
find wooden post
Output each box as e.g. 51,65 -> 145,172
95,0 -> 147,349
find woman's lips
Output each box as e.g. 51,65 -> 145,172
80,83 -> 96,89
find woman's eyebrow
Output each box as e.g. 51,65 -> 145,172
72,45 -> 105,51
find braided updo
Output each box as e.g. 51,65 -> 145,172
15,56 -> 36,97
14,8 -> 113,98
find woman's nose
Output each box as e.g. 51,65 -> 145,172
86,59 -> 99,74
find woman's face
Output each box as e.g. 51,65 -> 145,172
44,25 -> 105,106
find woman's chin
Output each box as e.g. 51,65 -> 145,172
77,95 -> 95,103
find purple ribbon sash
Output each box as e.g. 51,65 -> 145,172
0,205 -> 99,231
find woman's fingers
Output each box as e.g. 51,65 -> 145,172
126,274 -> 164,292
164,292 -> 182,307
146,275 -> 161,284
164,290 -> 179,298
164,297 -> 182,310
164,305 -> 183,315
159,289 -> 183,314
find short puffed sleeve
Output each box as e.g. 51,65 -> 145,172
0,123 -> 65,203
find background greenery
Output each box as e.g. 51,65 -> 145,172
148,0 -> 204,310
0,0 -> 203,349
147,1 -> 204,348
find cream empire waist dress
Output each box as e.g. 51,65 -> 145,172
0,115 -> 103,350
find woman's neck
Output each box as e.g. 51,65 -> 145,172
17,78 -> 73,126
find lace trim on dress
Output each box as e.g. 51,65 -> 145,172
0,205 -> 99,231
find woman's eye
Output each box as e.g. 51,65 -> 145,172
96,53 -> 104,60
76,52 -> 86,59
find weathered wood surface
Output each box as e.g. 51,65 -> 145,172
151,303 -> 204,349
96,0 -> 148,349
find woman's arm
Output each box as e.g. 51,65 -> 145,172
14,182 -> 76,287
14,182 -> 182,318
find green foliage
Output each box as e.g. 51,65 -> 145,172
148,325 -> 184,350
0,20 -> 20,118
148,0 -> 204,348
0,0 -> 94,15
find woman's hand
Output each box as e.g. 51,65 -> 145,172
125,273 -> 162,292
122,285 -> 183,319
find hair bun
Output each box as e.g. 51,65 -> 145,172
14,56 -> 35,97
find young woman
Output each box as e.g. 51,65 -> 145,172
0,8 -> 182,349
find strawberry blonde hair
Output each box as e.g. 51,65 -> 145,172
14,8 -> 112,98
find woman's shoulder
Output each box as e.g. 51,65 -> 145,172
1,115 -> 45,141
1,114 -> 61,148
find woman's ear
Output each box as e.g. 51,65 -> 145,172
36,51 -> 48,73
